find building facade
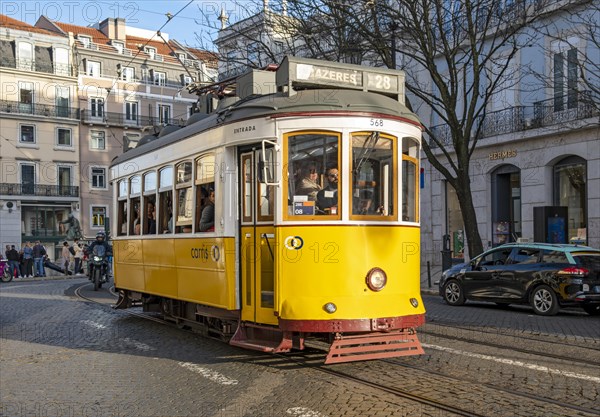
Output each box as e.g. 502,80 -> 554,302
0,14 -> 217,256
214,1 -> 599,268
0,14 -> 80,260
38,17 -> 217,238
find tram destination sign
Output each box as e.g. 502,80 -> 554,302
277,56 -> 405,103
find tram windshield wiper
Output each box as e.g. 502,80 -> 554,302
354,131 -> 380,174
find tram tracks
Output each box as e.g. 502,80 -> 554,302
419,326 -> 600,368
72,285 -> 599,416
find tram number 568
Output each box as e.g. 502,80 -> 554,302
370,118 -> 384,127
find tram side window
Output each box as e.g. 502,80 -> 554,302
130,175 -> 142,235
402,137 -> 419,222
195,154 -> 216,232
175,161 -> 193,233
130,197 -> 141,235
351,132 -> 395,218
143,171 -> 157,235
117,180 -> 127,236
286,132 -> 340,217
159,166 -> 173,234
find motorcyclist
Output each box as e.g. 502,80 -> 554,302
87,231 -> 112,282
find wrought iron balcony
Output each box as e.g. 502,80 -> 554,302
80,109 -> 184,128
532,91 -> 597,128
0,99 -> 79,119
0,183 -> 79,197
0,57 -> 73,76
427,90 -> 597,148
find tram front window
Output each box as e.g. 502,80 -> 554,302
351,132 -> 395,218
286,132 -> 340,218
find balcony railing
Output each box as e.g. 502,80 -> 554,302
533,91 -> 597,128
80,109 -> 184,128
428,90 -> 598,148
0,99 -> 79,119
0,57 -> 73,76
0,183 -> 79,197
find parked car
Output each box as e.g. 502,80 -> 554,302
439,243 -> 600,316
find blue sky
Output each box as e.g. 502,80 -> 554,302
2,1 -> 263,50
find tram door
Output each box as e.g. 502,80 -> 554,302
239,149 -> 277,325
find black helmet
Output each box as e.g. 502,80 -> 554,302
96,231 -> 106,240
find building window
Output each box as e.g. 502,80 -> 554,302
125,101 -> 138,122
554,156 -> 587,244
158,104 -> 171,124
145,47 -> 156,59
56,86 -> 70,117
57,128 -> 72,146
91,206 -> 106,228
91,131 -> 106,150
154,71 -> 166,86
20,124 -> 35,143
54,47 -> 69,76
112,41 -> 124,54
19,82 -> 33,113
17,41 -> 33,70
122,66 -> 135,81
90,97 -> 104,118
58,166 -> 72,195
247,42 -> 259,65
182,75 -> 193,86
21,164 -> 35,194
91,167 -> 107,189
78,35 -> 92,48
87,60 -> 101,77
552,38 -> 579,112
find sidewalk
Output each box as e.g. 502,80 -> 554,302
421,263 -> 442,295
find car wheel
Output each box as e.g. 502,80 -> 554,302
582,304 -> 600,316
443,280 -> 466,306
530,285 -> 559,316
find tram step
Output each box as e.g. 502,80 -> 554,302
325,330 -> 424,364
229,323 -> 293,353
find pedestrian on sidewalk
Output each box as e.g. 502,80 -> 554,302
6,245 -> 21,278
61,241 -> 70,275
73,240 -> 83,275
32,241 -> 46,277
22,242 -> 33,278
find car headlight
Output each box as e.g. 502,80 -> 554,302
366,267 -> 387,292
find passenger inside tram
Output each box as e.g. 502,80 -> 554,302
316,167 -> 339,214
295,165 -> 322,201
198,186 -> 215,232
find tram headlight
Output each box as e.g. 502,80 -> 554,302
366,267 -> 387,292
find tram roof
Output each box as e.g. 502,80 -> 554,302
111,88 -> 420,168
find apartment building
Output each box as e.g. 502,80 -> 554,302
0,14 -> 80,259
36,17 -> 217,238
0,14 -> 217,253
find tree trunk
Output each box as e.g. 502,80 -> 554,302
454,175 -> 484,258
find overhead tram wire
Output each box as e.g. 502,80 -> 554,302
97,0 -> 196,146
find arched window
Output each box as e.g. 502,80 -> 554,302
554,156 -> 587,244
491,164 -> 521,245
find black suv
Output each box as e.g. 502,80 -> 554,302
439,243 -> 600,316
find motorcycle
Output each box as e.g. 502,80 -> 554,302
89,245 -> 109,291
0,259 -> 13,283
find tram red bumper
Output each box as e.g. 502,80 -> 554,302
278,313 -> 425,333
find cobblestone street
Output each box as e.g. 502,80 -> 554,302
1,278 -> 598,417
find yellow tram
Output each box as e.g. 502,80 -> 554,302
111,56 -> 425,363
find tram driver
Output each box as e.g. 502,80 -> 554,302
316,167 -> 339,214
